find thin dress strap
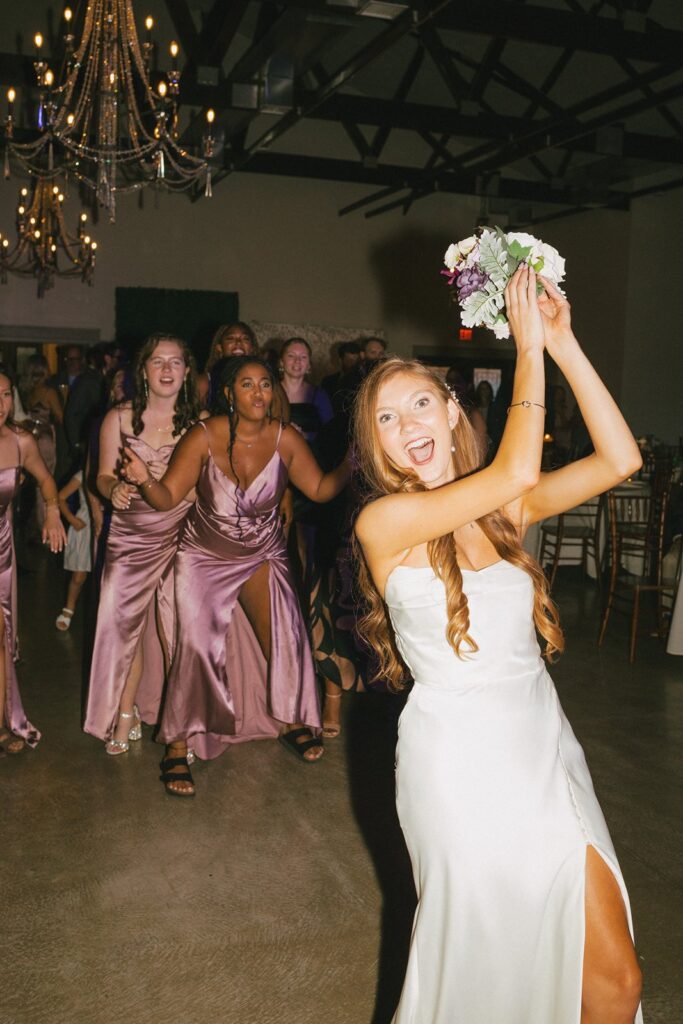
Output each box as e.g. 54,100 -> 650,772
275,419 -> 284,450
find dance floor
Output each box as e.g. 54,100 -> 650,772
3,550 -> 682,1024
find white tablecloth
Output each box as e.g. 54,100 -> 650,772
667,576 -> 683,655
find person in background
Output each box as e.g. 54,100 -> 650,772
18,355 -> 63,537
0,365 -> 66,755
50,345 -> 85,399
121,356 -> 352,794
446,366 -> 488,458
361,335 -> 388,369
55,469 -> 91,632
474,378 -> 495,427
199,322 -> 289,421
279,337 -> 333,584
84,334 -> 201,756
321,341 -> 362,403
64,342 -> 120,473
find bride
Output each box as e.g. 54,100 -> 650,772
353,266 -> 643,1023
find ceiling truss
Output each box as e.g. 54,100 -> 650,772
1,0 -> 682,224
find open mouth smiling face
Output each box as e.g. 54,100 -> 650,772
375,373 -> 459,487
145,341 -> 187,396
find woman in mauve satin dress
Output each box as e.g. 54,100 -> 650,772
122,356 -> 351,796
0,367 -> 66,755
84,335 -> 203,754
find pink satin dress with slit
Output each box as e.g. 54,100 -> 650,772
159,420 -> 321,760
84,428 -> 192,741
0,445 -> 40,747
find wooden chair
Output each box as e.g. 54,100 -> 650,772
598,474 -> 674,661
538,495 -> 604,591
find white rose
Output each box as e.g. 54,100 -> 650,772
444,243 -> 460,272
491,318 -> 511,340
464,241 -> 481,269
458,235 -> 477,256
538,242 -> 565,283
506,231 -> 539,256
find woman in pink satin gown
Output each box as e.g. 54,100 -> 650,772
122,356 -> 351,796
0,368 -> 66,755
84,335 -> 202,754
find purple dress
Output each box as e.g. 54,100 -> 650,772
0,452 -> 40,747
84,429 -> 192,741
159,421 -> 321,760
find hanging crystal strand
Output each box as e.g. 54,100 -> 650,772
3,148 -> 9,180
48,139 -> 54,170
205,167 -> 212,197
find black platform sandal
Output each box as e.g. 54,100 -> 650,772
159,755 -> 196,797
278,727 -> 324,763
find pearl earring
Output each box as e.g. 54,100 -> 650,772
451,444 -> 456,452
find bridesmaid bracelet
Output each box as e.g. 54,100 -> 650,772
507,400 -> 546,412
140,475 -> 157,489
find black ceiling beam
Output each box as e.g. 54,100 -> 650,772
231,149 -> 628,210
198,0 -> 251,68
210,1 -> 458,187
432,0 -> 681,62
419,24 -> 471,106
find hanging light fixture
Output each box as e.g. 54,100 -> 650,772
0,179 -> 98,298
4,2 -> 215,221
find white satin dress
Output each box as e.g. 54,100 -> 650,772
385,559 -> 643,1024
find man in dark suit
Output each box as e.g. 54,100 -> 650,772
321,341 -> 362,403
64,342 -> 120,471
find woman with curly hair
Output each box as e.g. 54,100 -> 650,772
122,356 -> 351,796
84,334 -> 202,755
353,268 -> 643,1023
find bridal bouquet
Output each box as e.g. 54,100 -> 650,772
441,227 -> 566,339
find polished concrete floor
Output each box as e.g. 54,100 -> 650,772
2,551 -> 682,1024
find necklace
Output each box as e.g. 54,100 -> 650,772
154,424 -> 173,433
234,434 -> 260,448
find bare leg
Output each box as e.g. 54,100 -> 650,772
110,635 -> 144,744
321,681 -> 343,738
581,846 -> 642,1024
0,608 -> 24,754
239,563 -> 323,762
65,570 -> 88,614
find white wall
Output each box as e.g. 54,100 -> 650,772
0,170 -> 476,370
1,169 -> 681,441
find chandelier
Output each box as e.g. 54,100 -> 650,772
4,2 -> 215,221
0,179 -> 98,298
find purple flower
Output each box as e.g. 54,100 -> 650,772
457,266 -> 489,299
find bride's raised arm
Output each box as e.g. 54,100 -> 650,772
355,265 -> 546,578
519,277 -> 642,529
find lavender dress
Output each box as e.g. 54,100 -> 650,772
0,451 -> 39,747
159,421 -> 321,760
84,428 -> 192,741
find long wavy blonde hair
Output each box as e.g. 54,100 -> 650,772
353,358 -> 563,689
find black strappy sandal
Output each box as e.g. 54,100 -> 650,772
159,755 -> 196,797
278,728 -> 324,763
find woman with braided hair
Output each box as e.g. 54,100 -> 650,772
84,334 -> 203,754
122,356 -> 352,796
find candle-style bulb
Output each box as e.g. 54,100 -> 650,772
158,80 -> 167,98
7,88 -> 16,104
80,212 -> 87,222
34,32 -> 44,49
44,69 -> 54,87
64,7 -> 73,22
206,108 -> 215,124
145,16 -> 153,31
170,41 -> 179,58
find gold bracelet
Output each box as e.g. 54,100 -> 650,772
45,496 -> 59,507
140,476 -> 156,489
507,400 -> 546,412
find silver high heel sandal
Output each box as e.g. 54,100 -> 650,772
105,705 -> 142,756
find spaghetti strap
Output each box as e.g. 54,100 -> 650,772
275,419 -> 284,450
